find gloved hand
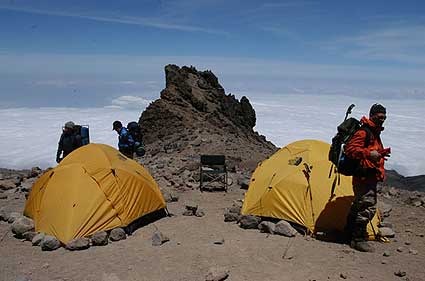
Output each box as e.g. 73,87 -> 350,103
369,150 -> 381,162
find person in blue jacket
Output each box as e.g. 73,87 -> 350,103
112,120 -> 135,159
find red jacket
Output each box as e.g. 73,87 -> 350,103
344,116 -> 385,184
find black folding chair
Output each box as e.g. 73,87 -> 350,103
199,155 -> 227,192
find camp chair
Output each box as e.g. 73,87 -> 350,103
199,155 -> 227,192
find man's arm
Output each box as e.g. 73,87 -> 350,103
345,130 -> 381,162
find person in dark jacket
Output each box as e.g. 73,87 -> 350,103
113,120 -> 135,159
56,121 -> 83,163
344,103 -> 388,252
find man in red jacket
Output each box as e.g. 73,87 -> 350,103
344,103 -> 388,252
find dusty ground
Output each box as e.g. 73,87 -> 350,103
1,181 -> 425,281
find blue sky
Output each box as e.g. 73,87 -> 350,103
1,0 -> 425,107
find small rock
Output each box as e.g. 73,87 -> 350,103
205,266 -> 229,281
29,167 -> 42,178
15,275 -> 31,281
109,228 -> 126,241
152,231 -> 170,246
7,212 -> 22,223
383,251 -> 391,257
0,208 -> 7,221
182,210 -> 194,216
404,241 -> 411,245
237,176 -> 250,190
91,231 -> 109,246
274,220 -> 297,237
0,179 -> 17,190
377,201 -> 392,217
340,273 -> 347,279
32,233 -> 45,246
388,187 -> 398,196
396,247 -> 403,253
411,199 -> 423,207
228,206 -> 241,214
223,212 -> 240,222
195,209 -> 205,217
416,233 -> 424,237
394,270 -> 406,277
65,237 -> 90,251
405,229 -> 412,233
0,193 -> 7,199
408,249 -> 418,255
258,221 -> 275,234
11,217 -> 35,238
185,202 -> 198,212
41,263 -> 49,269
40,235 -> 61,251
379,227 -> 395,238
381,260 -> 387,264
22,231 -> 37,242
213,238 -> 225,245
239,215 -> 261,229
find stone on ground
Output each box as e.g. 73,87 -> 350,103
22,231 -> 37,242
205,266 -> 229,281
65,237 -> 90,251
258,221 -> 276,234
152,230 -> 170,246
109,228 -> 126,241
11,216 -> 34,238
239,215 -> 261,229
274,220 -> 297,237
379,227 -> 395,238
40,235 -> 61,251
91,231 -> 109,246
32,233 -> 45,246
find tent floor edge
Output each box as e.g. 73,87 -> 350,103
124,208 -> 167,235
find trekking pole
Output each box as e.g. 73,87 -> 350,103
336,104 -> 355,169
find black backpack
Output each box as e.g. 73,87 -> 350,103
329,105 -> 371,177
127,121 -> 145,156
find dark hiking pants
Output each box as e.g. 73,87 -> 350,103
346,182 -> 377,241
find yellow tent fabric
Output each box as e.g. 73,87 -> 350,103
24,143 -> 166,243
241,139 -> 380,239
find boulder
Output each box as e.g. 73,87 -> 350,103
91,231 -> 109,246
274,220 -> 297,237
32,233 -> 45,246
40,235 -> 61,251
11,216 -> 35,238
239,215 -> 261,229
152,231 -> 170,246
65,237 -> 90,251
258,221 -> 275,234
109,228 -> 126,241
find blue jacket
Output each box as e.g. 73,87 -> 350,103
118,127 -> 135,152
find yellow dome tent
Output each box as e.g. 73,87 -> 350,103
24,144 -> 166,243
241,139 -> 380,239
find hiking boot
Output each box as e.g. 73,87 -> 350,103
350,240 -> 375,252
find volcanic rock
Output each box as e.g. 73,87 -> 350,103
40,235 -> 61,251
65,237 -> 90,251
11,216 -> 34,238
91,231 -> 109,246
274,220 -> 297,237
138,65 -> 277,186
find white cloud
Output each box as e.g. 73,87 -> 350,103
33,80 -> 78,87
0,5 -> 227,35
324,24 -> 425,64
108,95 -> 152,109
0,95 -> 424,176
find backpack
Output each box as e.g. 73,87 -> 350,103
329,117 -> 371,176
126,121 -> 145,156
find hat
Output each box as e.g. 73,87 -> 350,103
64,121 -> 75,129
369,103 -> 386,116
112,120 -> 122,130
